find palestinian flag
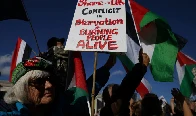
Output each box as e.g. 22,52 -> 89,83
9,37 -> 32,82
137,77 -> 152,98
128,0 -> 184,82
0,0 -> 28,21
65,51 -> 91,116
116,11 -> 152,98
176,52 -> 196,97
118,34 -> 152,98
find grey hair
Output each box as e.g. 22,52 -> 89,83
4,70 -> 50,104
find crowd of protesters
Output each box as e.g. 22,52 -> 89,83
0,37 -> 195,116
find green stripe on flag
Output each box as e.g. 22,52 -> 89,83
140,11 -> 167,30
150,25 -> 178,82
67,87 -> 88,105
180,65 -> 196,97
117,55 -> 135,70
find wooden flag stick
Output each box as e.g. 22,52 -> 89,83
91,52 -> 98,116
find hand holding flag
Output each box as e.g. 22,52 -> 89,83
139,48 -> 150,67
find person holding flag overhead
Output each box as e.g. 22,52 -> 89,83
100,49 -> 150,116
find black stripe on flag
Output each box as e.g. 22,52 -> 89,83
126,11 -> 140,46
22,43 -> 32,61
174,33 -> 188,51
126,12 -> 187,50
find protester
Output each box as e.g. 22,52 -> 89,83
141,93 -> 163,116
47,37 -> 65,49
63,54 -> 117,116
1,37 -> 195,116
186,98 -> 196,115
100,48 -> 150,116
87,54 -> 116,102
161,102 -> 172,116
41,37 -> 69,91
171,88 -> 193,116
0,57 -> 62,116
130,100 -> 141,116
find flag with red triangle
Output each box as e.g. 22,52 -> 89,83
9,37 -> 32,82
66,51 -> 91,116
128,0 -> 180,82
176,52 -> 196,97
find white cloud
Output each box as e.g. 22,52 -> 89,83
1,66 -> 10,76
0,54 -> 12,65
0,53 -> 12,76
110,70 -> 125,78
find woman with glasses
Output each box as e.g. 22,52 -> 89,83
0,57 -> 62,116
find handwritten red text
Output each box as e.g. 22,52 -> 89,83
111,0 -> 125,5
75,18 -> 123,26
78,0 -> 103,6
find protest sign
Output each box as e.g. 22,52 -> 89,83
64,0 -> 127,52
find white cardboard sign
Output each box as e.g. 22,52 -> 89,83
64,0 -> 127,52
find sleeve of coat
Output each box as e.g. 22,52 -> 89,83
110,63 -> 147,115
86,66 -> 110,102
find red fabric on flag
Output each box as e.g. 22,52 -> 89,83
9,38 -> 22,82
129,0 -> 149,32
177,52 -> 196,67
73,52 -> 88,93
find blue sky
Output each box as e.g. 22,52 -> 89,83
0,0 -> 195,102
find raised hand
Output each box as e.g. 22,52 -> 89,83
171,88 -> 185,104
138,48 -> 150,67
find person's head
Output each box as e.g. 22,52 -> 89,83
141,93 -> 162,116
131,100 -> 141,116
102,84 -> 119,105
186,98 -> 196,112
47,37 -> 65,49
161,103 -> 171,116
4,57 -> 55,106
56,38 -> 64,47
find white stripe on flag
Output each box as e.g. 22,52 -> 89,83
141,78 -> 152,92
126,34 -> 141,64
16,40 -> 26,65
68,73 -> 76,89
126,34 -> 152,97
176,60 -> 185,85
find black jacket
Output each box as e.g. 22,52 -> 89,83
100,63 -> 147,116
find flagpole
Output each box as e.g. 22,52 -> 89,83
91,52 -> 98,116
20,0 -> 41,54
128,0 -> 142,46
32,49 -> 37,56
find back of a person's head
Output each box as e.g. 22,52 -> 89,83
132,100 -> 142,116
141,93 -> 162,116
47,37 -> 58,49
161,103 -> 172,116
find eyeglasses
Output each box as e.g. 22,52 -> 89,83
28,76 -> 55,87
